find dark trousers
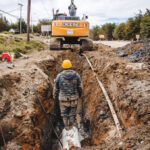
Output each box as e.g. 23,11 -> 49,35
59,100 -> 77,128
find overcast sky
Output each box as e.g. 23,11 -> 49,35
0,0 -> 150,27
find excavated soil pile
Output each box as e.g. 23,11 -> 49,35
0,51 -> 61,150
116,40 -> 150,66
0,42 -> 150,150
71,44 -> 150,149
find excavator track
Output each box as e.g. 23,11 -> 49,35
81,38 -> 93,51
50,38 -> 62,50
50,37 -> 94,52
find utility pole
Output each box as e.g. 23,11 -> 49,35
18,3 -> 23,34
27,0 -> 31,42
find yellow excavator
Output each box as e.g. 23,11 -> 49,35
50,0 -> 93,51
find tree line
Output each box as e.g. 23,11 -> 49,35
0,9 -> 149,39
90,9 -> 150,40
0,17 -> 51,33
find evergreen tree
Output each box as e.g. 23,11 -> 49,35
140,15 -> 150,38
124,18 -> 136,40
17,19 -> 27,33
101,23 -> 116,40
9,19 -> 27,33
0,17 -> 9,32
90,25 -> 100,40
134,11 -> 143,35
113,23 -> 125,40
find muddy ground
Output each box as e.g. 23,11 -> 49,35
0,41 -> 150,150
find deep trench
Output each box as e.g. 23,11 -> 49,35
40,51 -> 90,150
0,50 -> 113,150
1,44 -> 150,149
39,50 -> 114,150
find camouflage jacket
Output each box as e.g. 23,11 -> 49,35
53,69 -> 82,101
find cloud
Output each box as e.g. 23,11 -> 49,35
0,0 -> 150,26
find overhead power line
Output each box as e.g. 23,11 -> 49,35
8,8 -> 20,13
0,9 -> 19,19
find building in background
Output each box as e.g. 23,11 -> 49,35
41,25 -> 51,36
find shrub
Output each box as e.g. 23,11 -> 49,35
14,52 -> 22,58
0,36 -> 6,43
25,45 -> 32,50
12,48 -> 26,54
12,48 -> 26,58
27,41 -> 45,50
14,37 -> 21,42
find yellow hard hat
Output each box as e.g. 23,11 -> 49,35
62,60 -> 72,69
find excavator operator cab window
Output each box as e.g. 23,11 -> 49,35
64,16 -> 80,20
53,15 -> 80,21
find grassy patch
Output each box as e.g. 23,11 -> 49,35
0,36 -> 7,44
33,33 -> 40,36
1,31 -> 14,35
12,48 -> 26,54
0,34 -> 46,59
12,48 -> 26,58
28,41 -> 44,50
14,37 -> 22,42
0,44 -> 11,53
24,45 -> 32,50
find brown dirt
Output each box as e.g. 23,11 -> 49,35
0,42 -> 150,150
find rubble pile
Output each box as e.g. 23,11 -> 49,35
116,40 -> 150,66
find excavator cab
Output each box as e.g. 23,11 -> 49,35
50,0 -> 93,51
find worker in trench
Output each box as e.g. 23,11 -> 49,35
53,60 -> 83,130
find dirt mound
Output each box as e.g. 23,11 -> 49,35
116,40 -> 150,66
0,50 -> 58,150
92,44 -> 150,148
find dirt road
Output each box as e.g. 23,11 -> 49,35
95,41 -> 130,48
